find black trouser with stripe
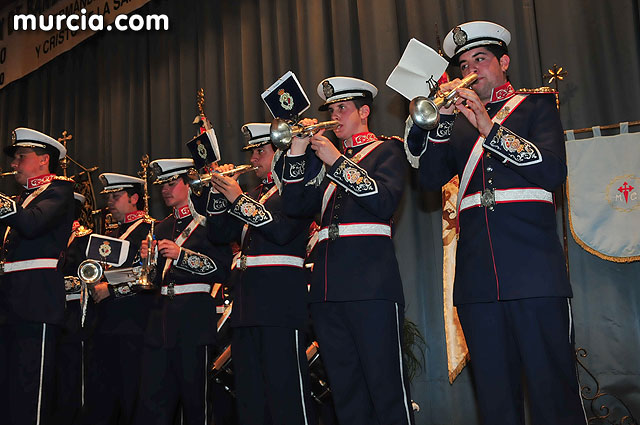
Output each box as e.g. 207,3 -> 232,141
0,322 -> 59,425
456,297 -> 587,425
232,326 -> 317,425
80,334 -> 143,425
136,343 -> 212,425
310,300 -> 415,425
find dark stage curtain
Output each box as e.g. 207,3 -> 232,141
1,0 -> 639,423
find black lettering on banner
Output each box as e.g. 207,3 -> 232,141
0,17 -> 4,41
103,1 -> 110,15
0,72 -> 4,85
0,47 -> 5,64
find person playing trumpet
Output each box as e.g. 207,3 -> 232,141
205,123 -> 317,425
278,77 -> 415,425
405,21 -> 586,425
136,158 -> 232,425
0,128 -> 74,424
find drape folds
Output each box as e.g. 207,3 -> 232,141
1,0 -> 639,423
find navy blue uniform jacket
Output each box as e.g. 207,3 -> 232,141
0,177 -> 74,325
206,180 -> 312,331
406,86 -> 571,304
279,133 -> 407,305
94,217 -> 153,335
144,210 -> 232,348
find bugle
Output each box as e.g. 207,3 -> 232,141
270,119 -> 340,151
77,258 -> 156,290
78,259 -> 104,284
187,165 -> 257,197
409,73 -> 478,130
0,171 -> 17,177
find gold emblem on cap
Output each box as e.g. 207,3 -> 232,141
322,80 -> 335,98
242,127 -> 252,143
11,131 -> 16,143
453,26 -> 468,46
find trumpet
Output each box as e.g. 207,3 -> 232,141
78,259 -> 104,284
77,258 -> 156,290
409,73 -> 478,130
0,171 -> 17,177
270,119 -> 340,150
187,165 -> 257,196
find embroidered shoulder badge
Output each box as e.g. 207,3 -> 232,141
178,250 -> 217,275
484,126 -> 543,166
329,158 -> 378,197
0,192 -> 17,219
229,194 -> 273,226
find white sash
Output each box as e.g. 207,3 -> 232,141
3,183 -> 51,245
320,140 -> 384,220
456,94 -> 528,216
161,218 -> 200,280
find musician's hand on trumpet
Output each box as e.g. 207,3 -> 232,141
452,87 -> 493,138
436,79 -> 463,115
310,129 -> 341,167
288,118 -> 317,156
209,164 -> 243,203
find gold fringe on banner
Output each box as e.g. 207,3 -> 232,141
566,180 -> 640,263
441,176 -> 470,383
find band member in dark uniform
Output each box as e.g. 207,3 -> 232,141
280,78 -> 414,425
206,123 -> 316,425
53,192 -> 93,425
405,21 -> 587,425
136,158 -> 231,425
81,173 -> 153,425
0,127 -> 74,424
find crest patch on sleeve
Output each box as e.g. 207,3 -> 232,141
484,126 -> 542,166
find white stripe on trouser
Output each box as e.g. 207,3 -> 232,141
568,299 -> 589,424
37,323 -> 46,425
395,303 -> 412,424
295,329 -> 310,425
204,346 -> 208,425
81,341 -> 85,406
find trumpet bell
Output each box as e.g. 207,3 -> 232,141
409,97 -> 440,130
78,259 -> 103,284
270,119 -> 295,151
409,73 -> 479,131
270,119 -> 341,151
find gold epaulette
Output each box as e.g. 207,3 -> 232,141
75,225 -> 93,237
53,175 -> 75,182
516,86 -> 557,94
379,135 -> 405,142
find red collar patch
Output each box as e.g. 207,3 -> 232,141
263,172 -> 273,184
489,82 -> 516,103
343,132 -> 378,151
27,174 -> 55,189
124,210 -> 146,223
174,205 -> 192,219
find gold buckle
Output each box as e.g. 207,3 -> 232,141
0,261 -> 4,275
167,282 -> 175,299
239,255 -> 247,271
